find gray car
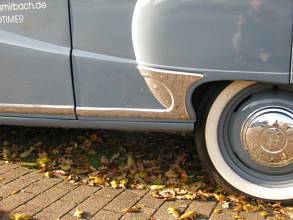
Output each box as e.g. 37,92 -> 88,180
0,0 -> 292,201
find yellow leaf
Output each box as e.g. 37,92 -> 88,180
150,185 -> 165,190
122,205 -> 143,213
20,162 -> 38,169
127,153 -> 136,168
37,156 -> 50,166
119,178 -> 129,188
73,208 -> 84,218
44,172 -> 52,178
61,164 -> 71,171
167,207 -> 181,218
111,180 -> 119,189
260,211 -> 269,217
177,210 -> 197,220
243,204 -> 258,212
10,213 -> 32,220
89,176 -> 106,185
214,209 -> 222,214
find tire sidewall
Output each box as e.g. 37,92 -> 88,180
204,81 -> 293,201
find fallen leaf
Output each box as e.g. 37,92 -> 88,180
221,201 -> 230,209
150,185 -> 165,190
52,170 -> 67,176
111,180 -> 119,189
44,172 -> 52,178
214,208 -> 222,214
127,153 -> 136,168
243,204 -> 258,212
119,178 -> 128,189
89,176 -> 106,185
9,213 -> 32,220
122,205 -> 143,213
167,207 -> 181,218
260,211 -> 269,217
20,162 -> 38,169
177,210 -> 197,220
73,208 -> 84,218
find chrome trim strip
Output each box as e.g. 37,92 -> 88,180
0,104 -> 75,115
77,66 -> 204,120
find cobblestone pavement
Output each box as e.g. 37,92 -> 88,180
0,161 -> 272,220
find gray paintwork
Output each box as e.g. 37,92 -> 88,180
70,0 -> 163,111
0,0 -> 292,129
133,0 -> 292,84
0,0 -> 75,119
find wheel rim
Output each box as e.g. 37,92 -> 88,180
218,84 -> 293,186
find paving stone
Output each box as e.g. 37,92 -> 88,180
95,187 -> 124,198
13,203 -> 43,216
24,177 -> 62,195
92,209 -> 122,220
104,191 -> 142,213
209,204 -> 238,220
186,200 -> 217,218
239,211 -> 265,220
61,185 -> 98,204
19,171 -> 44,182
152,200 -> 191,220
60,214 -> 80,220
0,167 -> 30,184
0,192 -> 35,211
137,192 -> 164,209
121,206 -> 156,220
55,181 -> 78,191
34,211 -> 63,220
126,189 -> 148,196
0,163 -> 18,175
68,195 -> 112,218
43,199 -> 76,217
0,178 -> 33,198
30,186 -> 70,207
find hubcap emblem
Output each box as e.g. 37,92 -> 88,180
241,108 -> 293,168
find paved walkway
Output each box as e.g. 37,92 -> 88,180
0,161 -> 272,220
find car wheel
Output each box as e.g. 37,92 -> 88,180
195,81 -> 293,202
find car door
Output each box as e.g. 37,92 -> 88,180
70,0 -> 163,120
0,0 -> 75,119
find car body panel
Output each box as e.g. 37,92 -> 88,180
0,0 -> 291,127
70,0 -> 164,117
133,0 -> 292,84
0,0 -> 75,118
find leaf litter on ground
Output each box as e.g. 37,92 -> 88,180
0,126 -> 291,219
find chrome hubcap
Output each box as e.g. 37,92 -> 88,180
241,108 -> 293,168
